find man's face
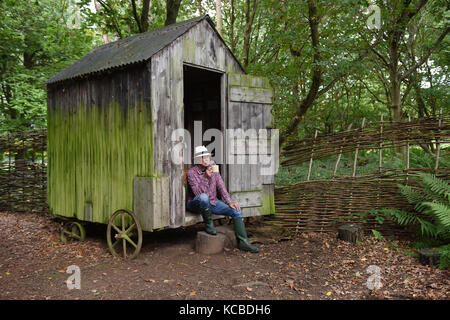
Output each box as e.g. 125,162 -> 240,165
201,156 -> 211,167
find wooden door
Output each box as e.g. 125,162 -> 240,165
226,72 -> 275,217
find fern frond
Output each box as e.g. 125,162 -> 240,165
422,201 -> 450,228
438,244 -> 450,269
418,218 -> 438,238
419,172 -> 450,202
398,184 -> 428,205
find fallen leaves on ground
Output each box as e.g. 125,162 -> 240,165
1,212 -> 449,300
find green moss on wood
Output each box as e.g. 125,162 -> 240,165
261,190 -> 275,215
227,72 -> 272,89
47,101 -> 154,225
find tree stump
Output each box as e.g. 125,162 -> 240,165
419,248 -> 441,266
195,231 -> 226,255
338,223 -> 363,243
216,225 -> 237,249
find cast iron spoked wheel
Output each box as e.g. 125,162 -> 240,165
61,221 -> 86,243
107,209 -> 143,260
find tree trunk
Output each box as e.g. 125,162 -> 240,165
140,0 -> 153,32
338,224 -> 364,243
165,0 -> 182,26
215,0 -> 223,36
197,0 -> 203,15
230,0 -> 236,53
94,0 -> 110,43
419,248 -> 441,266
242,0 -> 257,68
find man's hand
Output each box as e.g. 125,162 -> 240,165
229,201 -> 241,211
205,166 -> 213,179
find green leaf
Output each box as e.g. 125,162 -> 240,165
371,229 -> 383,241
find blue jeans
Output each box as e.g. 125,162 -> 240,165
187,193 -> 242,219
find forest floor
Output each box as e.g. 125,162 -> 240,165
0,211 -> 449,300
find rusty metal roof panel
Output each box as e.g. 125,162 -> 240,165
46,15 -> 209,84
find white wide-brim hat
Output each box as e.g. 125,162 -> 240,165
194,145 -> 211,158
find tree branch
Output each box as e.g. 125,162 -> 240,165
400,25 -> 450,81
279,0 -> 322,146
131,0 -> 142,33
97,0 -> 123,38
317,29 -> 384,97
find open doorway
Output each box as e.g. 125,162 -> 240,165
183,64 -> 223,167
183,64 -> 224,210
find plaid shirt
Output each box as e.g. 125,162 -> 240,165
186,161 -> 232,206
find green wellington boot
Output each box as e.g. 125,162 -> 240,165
233,218 -> 259,253
200,206 -> 217,235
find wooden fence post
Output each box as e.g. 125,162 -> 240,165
379,114 -> 383,173
435,108 -> 443,171
406,116 -> 411,183
333,123 -> 352,179
307,130 -> 318,181
7,132 -> 11,211
377,114 -> 383,210
352,118 -> 366,177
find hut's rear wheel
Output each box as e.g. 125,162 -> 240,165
107,209 -> 142,259
61,222 -> 86,243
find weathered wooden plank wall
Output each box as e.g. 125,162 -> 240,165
47,64 -> 154,226
151,19 -> 244,228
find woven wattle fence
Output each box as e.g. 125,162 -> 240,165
274,170 -> 449,236
0,129 -> 47,214
282,114 -> 449,166
275,113 -> 450,236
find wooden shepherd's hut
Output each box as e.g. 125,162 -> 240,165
45,14 -> 275,232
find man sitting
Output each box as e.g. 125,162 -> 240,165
186,145 -> 259,253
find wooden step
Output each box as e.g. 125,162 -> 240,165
184,211 -> 225,226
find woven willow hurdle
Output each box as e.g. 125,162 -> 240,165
0,129 -> 47,214
282,114 -> 449,166
276,112 -> 449,236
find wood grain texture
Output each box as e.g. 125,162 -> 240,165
226,73 -> 274,205
133,176 -> 170,231
229,86 -> 273,104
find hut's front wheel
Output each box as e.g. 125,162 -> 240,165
61,222 -> 86,243
107,209 -> 143,259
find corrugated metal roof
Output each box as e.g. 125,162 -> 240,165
46,14 -> 233,84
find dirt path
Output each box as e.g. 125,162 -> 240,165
0,211 -> 449,300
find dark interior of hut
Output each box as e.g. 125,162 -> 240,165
183,64 -> 222,164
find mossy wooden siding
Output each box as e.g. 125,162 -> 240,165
47,64 -> 154,224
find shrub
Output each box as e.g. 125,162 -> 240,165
378,173 -> 450,241
376,173 -> 450,269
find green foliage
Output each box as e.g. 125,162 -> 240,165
77,0 -> 167,38
275,146 -> 449,186
402,250 -> 420,258
377,173 -> 450,240
0,0 -> 98,133
276,150 -> 383,185
438,244 -> 450,269
371,229 -> 383,241
409,173 -> 449,238
374,173 -> 450,268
